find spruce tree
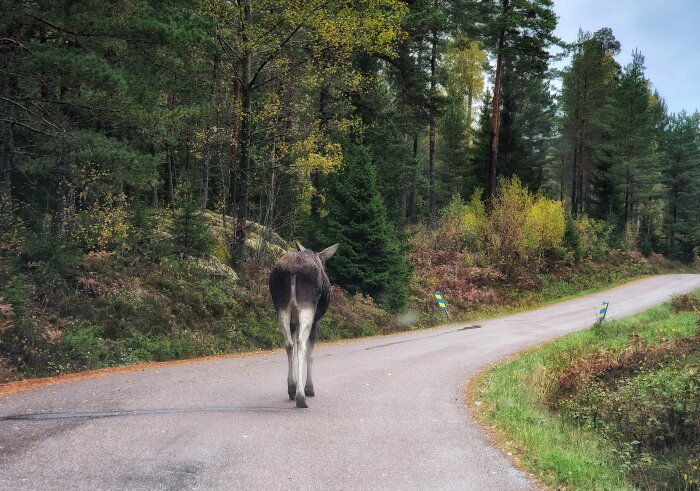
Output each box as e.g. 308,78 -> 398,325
171,199 -> 215,258
317,144 -> 410,310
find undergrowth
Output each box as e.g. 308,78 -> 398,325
474,292 -> 700,490
0,200 -> 692,383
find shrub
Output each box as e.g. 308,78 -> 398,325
440,190 -> 488,253
24,233 -> 84,289
61,321 -> 111,369
127,202 -> 172,260
574,215 -> 612,261
0,274 -> 50,374
74,192 -> 130,252
0,198 -> 27,255
523,195 -> 566,260
672,294 -> 700,313
486,177 -> 566,273
486,177 -> 532,274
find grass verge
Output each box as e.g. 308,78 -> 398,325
469,292 -> 700,490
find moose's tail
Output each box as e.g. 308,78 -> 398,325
289,273 -> 299,334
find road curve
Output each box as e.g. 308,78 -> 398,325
1,274 -> 699,490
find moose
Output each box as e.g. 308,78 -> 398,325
269,242 -> 339,408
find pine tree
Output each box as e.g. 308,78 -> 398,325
609,51 -> 661,229
559,28 -> 621,216
664,111 -> 700,261
317,144 -> 410,310
462,0 -> 558,200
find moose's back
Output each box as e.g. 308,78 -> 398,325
269,250 -> 331,321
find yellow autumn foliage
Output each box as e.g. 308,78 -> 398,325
440,177 -> 566,274
523,196 -> 566,255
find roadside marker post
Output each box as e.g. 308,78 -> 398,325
597,301 -> 609,323
434,291 -> 450,318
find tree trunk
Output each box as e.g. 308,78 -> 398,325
165,145 -> 175,207
231,0 -> 252,266
487,0 -> 508,204
51,156 -> 75,237
310,84 -> 330,220
201,152 -> 210,211
0,74 -> 15,203
201,49 -> 220,211
408,133 -> 418,222
623,165 -> 631,226
466,90 -> 473,146
228,78 -> 241,216
428,28 -> 438,218
571,148 -> 578,215
576,137 -> 585,215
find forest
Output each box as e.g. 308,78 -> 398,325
0,0 -> 699,379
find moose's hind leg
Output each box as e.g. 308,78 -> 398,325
304,320 -> 320,397
295,308 -> 315,408
277,309 -> 296,400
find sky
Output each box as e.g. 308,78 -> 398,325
552,0 -> 700,115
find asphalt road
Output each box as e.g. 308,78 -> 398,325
2,274 -> 699,491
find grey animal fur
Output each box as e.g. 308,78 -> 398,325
269,242 -> 339,408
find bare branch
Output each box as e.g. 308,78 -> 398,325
0,96 -> 61,130
2,119 -> 58,137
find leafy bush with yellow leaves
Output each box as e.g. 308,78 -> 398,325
523,195 -> 566,259
440,189 -> 487,253
485,177 -> 566,274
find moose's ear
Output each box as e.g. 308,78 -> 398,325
295,241 -> 306,252
318,243 -> 339,263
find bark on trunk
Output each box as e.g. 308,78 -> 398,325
201,50 -> 220,211
51,156 -> 75,236
487,1 -> 508,204
228,78 -> 241,216
571,148 -> 578,215
428,28 -> 438,218
231,0 -> 252,266
165,145 -> 175,207
0,74 -> 15,203
310,84 -> 330,220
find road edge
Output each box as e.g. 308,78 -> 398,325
0,274 -> 678,400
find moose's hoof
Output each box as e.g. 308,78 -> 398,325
295,394 -> 308,408
304,386 -> 315,397
288,385 -> 296,400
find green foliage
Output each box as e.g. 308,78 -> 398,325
0,0 -> 697,390
61,321 -> 111,370
486,177 -> 566,273
560,362 -> 699,451
563,212 -> 582,261
24,233 -> 84,289
664,112 -> 700,263
170,200 -> 215,258
315,143 -> 411,310
573,215 -> 613,261
127,202 -> 173,260
0,199 -> 27,255
476,295 -> 700,490
0,274 -> 50,375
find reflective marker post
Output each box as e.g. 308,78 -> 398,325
597,301 -> 609,323
434,291 -> 450,318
